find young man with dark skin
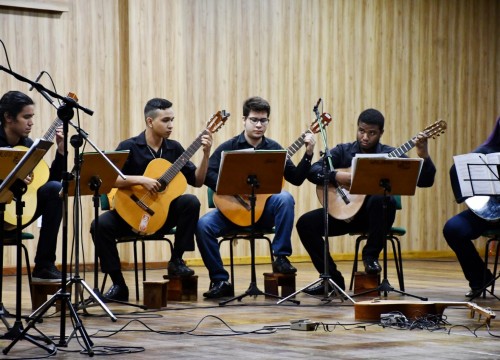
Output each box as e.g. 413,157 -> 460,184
296,108 -> 436,294
0,90 -> 64,281
196,96 -> 316,298
91,98 -> 212,301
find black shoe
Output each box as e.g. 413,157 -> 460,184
272,256 -> 297,274
203,281 -> 233,299
363,258 -> 382,275
466,271 -> 495,297
465,289 -> 480,298
32,264 -> 66,283
103,284 -> 129,302
303,283 -> 327,296
168,258 -> 195,277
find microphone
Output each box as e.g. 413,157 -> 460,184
29,71 -> 44,91
313,97 -> 322,112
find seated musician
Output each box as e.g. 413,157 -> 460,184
196,96 -> 316,299
90,98 -> 212,302
296,108 -> 436,295
0,90 -> 64,281
443,116 -> 500,297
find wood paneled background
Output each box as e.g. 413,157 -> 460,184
0,0 -> 498,270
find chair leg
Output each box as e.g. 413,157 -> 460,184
133,240 -> 140,301
350,236 -> 365,291
491,240 -> 499,295
394,236 -> 405,291
387,237 -> 402,291
21,243 -> 33,300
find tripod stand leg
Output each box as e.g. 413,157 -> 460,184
74,277 -> 117,321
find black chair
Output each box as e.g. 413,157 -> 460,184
99,194 -> 174,301
3,232 -> 35,299
207,188 -> 275,286
349,195 -> 405,291
482,229 -> 499,298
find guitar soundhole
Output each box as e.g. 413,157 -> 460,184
158,179 -> 167,192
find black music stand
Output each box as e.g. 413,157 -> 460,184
349,156 -> 426,300
67,151 -> 129,320
215,150 -> 295,306
0,140 -> 56,355
0,149 -> 27,333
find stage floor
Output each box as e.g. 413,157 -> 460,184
1,258 -> 499,359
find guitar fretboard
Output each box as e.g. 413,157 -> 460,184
287,129 -> 312,159
158,129 -> 209,185
388,138 -> 416,158
43,118 -> 63,142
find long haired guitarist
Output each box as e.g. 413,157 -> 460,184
444,115 -> 500,298
296,108 -> 438,296
0,90 -> 64,282
91,98 -> 213,302
196,96 -> 316,299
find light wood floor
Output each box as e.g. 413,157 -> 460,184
1,258 -> 499,359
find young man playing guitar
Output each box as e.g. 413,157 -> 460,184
196,96 -> 316,299
444,116 -> 500,297
91,98 -> 213,302
0,90 -> 64,282
296,108 -> 436,295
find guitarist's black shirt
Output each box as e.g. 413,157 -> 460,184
307,140 -> 436,188
0,126 -> 64,182
204,132 -> 313,191
116,131 -> 197,186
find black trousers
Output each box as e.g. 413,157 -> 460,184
296,195 -> 396,277
90,194 -> 200,274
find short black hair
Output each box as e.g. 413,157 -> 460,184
242,96 -> 270,118
0,91 -> 34,127
144,98 -> 173,120
357,108 -> 384,131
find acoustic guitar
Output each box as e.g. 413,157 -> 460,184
354,299 -> 496,324
4,92 -> 78,230
213,112 -> 332,227
112,110 -> 230,235
317,120 -> 447,221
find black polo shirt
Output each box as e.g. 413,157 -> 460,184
308,140 -> 436,188
204,131 -> 312,191
116,131 -> 197,186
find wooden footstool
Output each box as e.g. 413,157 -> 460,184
353,271 -> 380,296
143,280 -> 168,309
31,281 -> 72,311
263,272 -> 296,298
162,275 -> 198,301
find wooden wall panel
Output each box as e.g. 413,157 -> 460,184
0,0 -> 498,270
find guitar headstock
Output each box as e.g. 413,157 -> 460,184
67,92 -> 79,102
423,119 -> 447,139
309,112 -> 332,134
206,110 -> 230,133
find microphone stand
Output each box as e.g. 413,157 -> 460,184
278,100 -> 353,304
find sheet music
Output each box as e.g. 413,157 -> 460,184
453,152 -> 500,196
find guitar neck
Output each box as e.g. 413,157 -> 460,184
388,137 -> 417,158
287,129 -> 312,159
42,118 -> 63,142
158,129 -> 208,184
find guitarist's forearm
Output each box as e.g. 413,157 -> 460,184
194,155 -> 210,187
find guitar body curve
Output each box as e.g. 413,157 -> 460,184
213,193 -> 269,227
4,145 -> 50,230
316,185 -> 366,220
113,158 -> 187,235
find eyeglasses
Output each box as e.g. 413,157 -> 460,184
247,117 -> 269,125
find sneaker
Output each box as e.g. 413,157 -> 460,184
272,255 -> 297,274
32,265 -> 64,283
167,258 -> 195,277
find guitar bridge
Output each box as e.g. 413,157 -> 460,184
130,194 -> 155,216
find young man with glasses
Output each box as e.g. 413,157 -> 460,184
196,96 -> 316,298
296,108 -> 436,295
